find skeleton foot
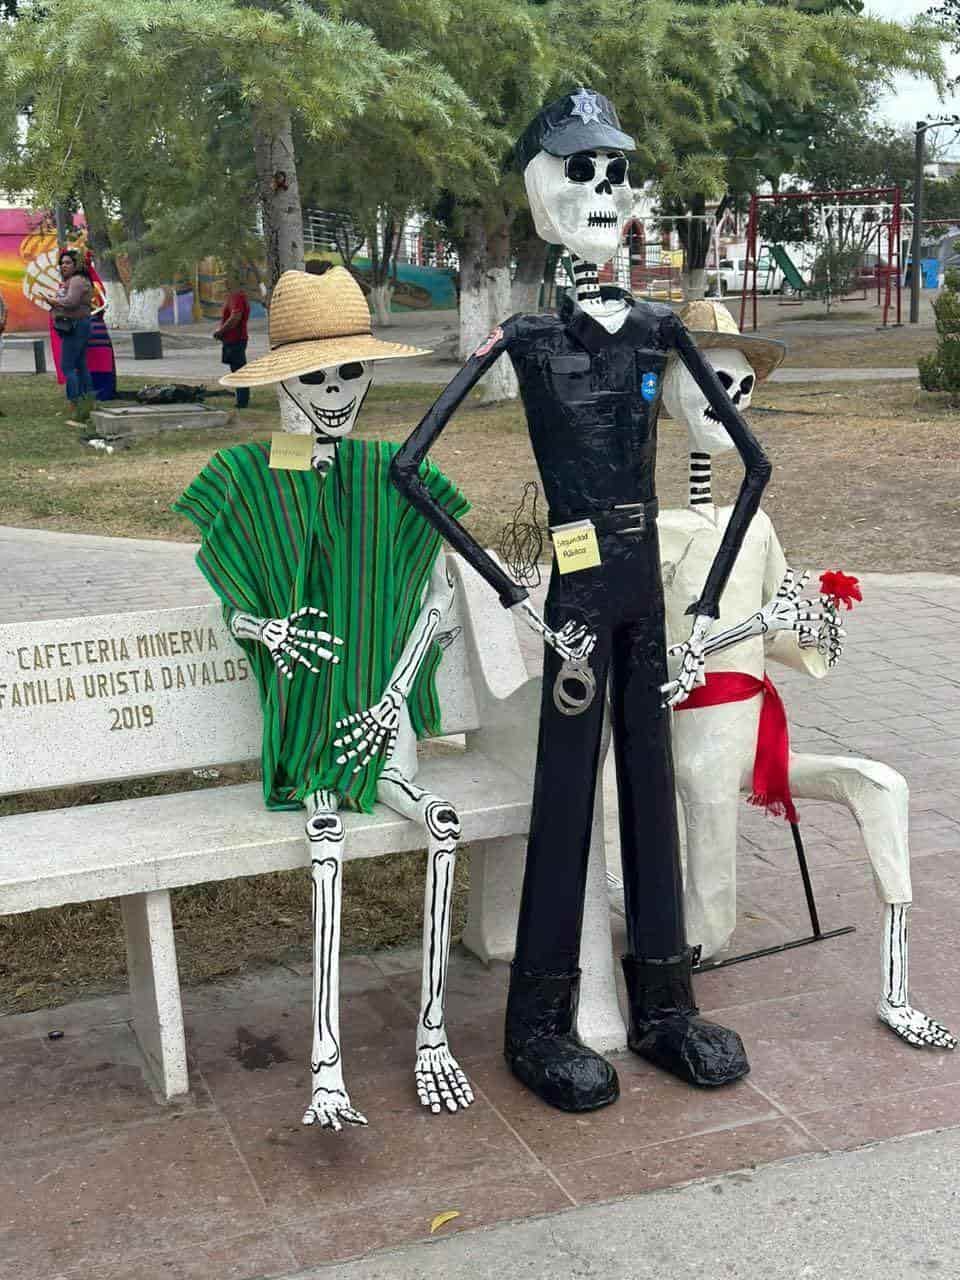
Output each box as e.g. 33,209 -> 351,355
302,1085 -> 369,1131
877,999 -> 958,1050
415,1044 -> 474,1114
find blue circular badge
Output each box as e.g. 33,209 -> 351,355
641,372 -> 659,403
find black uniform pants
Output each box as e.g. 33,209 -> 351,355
513,525 -> 686,975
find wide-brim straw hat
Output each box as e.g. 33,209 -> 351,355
677,300 -> 786,383
222,266 -> 429,386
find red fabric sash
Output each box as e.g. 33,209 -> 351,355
676,671 -> 798,824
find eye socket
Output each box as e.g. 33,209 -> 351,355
740,374 -> 755,395
299,369 -> 326,386
716,371 -> 734,391
606,155 -> 628,185
338,362 -> 365,380
564,153 -> 596,184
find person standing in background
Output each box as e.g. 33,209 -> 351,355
47,248 -> 93,412
214,278 -> 251,409
44,250 -> 116,408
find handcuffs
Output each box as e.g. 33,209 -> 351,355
553,657 -> 597,716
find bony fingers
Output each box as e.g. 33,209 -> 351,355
291,605 -> 327,620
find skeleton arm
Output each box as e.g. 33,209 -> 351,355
333,558 -> 453,771
390,324 -> 594,663
660,318 -> 772,705
762,526 -> 830,677
228,606 -> 343,680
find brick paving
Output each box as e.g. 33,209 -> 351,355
3,529 -> 960,1277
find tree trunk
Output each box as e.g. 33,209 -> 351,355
127,288 -> 165,329
511,213 -> 547,314
675,193 -> 712,302
252,105 -> 305,292
683,267 -> 707,301
367,210 -> 402,327
80,171 -> 129,328
480,214 -> 518,402
458,206 -> 490,362
116,201 -> 160,329
369,281 -> 394,324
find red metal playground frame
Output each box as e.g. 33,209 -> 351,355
738,186 -> 903,331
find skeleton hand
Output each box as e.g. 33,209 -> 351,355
415,1045 -> 475,1114
511,600 -> 597,662
334,687 -> 403,773
302,1085 -> 368,1132
660,614 -> 712,708
255,606 -> 343,680
815,595 -> 846,667
878,999 -> 958,1050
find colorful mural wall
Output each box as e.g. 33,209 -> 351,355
0,208 -> 89,333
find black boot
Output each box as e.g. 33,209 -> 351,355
504,966 -> 620,1112
622,948 -> 750,1087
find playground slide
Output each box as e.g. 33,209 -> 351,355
768,244 -> 806,294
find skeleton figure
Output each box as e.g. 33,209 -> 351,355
393,90 -> 772,1114
659,301 -> 956,1052
175,268 -> 476,1132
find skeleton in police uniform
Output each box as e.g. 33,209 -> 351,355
393,90 -> 772,1112
658,303 -> 957,1053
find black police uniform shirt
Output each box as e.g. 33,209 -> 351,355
391,288 -> 770,621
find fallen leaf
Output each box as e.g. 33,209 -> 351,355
430,1211 -> 460,1234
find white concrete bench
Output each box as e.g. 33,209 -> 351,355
0,554 -> 624,1100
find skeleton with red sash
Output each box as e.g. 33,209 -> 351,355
659,302 -> 956,1051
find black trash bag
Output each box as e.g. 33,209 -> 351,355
136,383 -> 207,404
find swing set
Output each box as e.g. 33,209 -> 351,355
738,186 -> 905,331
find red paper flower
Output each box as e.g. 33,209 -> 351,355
820,569 -> 862,611
473,325 -> 504,359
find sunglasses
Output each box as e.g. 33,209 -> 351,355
564,152 -> 629,186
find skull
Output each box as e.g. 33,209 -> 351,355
278,360 -> 372,441
661,347 -> 756,454
524,148 -> 633,265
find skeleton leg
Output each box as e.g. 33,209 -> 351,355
378,766 -> 474,1114
672,699 -> 758,959
301,789 -> 368,1131
786,754 -> 956,1051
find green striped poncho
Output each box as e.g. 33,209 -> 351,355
173,439 -> 468,812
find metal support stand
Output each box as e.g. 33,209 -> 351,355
695,821 -> 855,973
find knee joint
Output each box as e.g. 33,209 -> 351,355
306,812 -> 344,845
425,799 -> 460,843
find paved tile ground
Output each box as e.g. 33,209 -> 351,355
3,530 -> 960,1278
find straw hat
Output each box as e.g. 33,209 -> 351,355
677,300 -> 785,383
221,267 -> 430,387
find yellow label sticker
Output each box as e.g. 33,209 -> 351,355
269,431 -> 314,471
552,520 -> 601,574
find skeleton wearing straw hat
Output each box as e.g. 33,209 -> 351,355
393,90 -> 774,1113
659,300 -> 956,1052
175,266 -> 475,1131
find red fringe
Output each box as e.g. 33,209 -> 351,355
748,791 -> 798,824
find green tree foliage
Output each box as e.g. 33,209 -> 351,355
0,0 -> 482,291
582,1 -> 943,291
918,265 -> 960,395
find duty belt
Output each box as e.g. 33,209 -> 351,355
548,498 -> 659,538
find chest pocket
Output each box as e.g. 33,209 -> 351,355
547,352 -> 593,401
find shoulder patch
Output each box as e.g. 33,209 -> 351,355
473,325 -> 504,359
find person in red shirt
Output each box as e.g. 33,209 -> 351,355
214,280 -> 251,408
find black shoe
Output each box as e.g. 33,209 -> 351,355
622,948 -> 749,1087
504,966 -> 619,1113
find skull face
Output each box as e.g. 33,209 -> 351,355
524,148 -> 633,265
661,347 -> 756,454
279,361 -> 372,440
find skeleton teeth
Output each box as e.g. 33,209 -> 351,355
310,397 -> 357,430
586,211 -> 618,227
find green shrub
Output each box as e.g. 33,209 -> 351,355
918,270 -> 960,396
